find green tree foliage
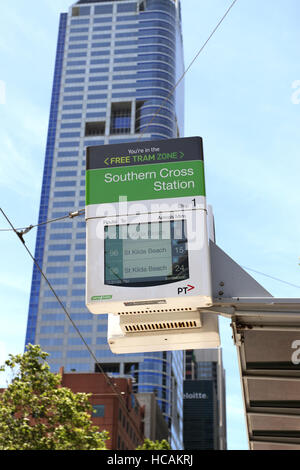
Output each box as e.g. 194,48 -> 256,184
136,438 -> 171,450
0,344 -> 109,450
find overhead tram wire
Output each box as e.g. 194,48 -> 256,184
0,208 -> 99,368
138,0 -> 239,141
0,209 -> 85,233
0,207 -> 141,427
241,266 -> 300,291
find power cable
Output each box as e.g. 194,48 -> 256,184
0,207 -> 143,436
241,265 -> 300,291
0,209 -> 85,234
138,0 -> 239,140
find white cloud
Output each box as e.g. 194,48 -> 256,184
0,134 -> 42,198
0,274 -> 31,295
0,88 -> 48,200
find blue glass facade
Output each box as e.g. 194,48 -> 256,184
26,0 -> 184,450
25,13 -> 67,345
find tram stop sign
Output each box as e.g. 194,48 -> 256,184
86,137 -> 206,206
85,137 -> 213,315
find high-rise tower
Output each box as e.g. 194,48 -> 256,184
184,349 -> 227,450
26,0 -> 184,449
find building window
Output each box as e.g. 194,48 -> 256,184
92,405 -> 105,418
95,363 -> 120,374
117,3 -> 137,13
72,7 -> 80,16
72,6 -> 90,17
110,102 -> 131,134
95,5 -> 113,15
135,100 -> 145,133
139,1 -> 146,12
85,121 -> 105,136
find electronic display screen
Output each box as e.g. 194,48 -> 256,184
104,220 -> 189,287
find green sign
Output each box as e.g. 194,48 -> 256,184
86,137 -> 206,205
86,160 -> 205,205
91,295 -> 113,301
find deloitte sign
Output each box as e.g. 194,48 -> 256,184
183,392 -> 208,400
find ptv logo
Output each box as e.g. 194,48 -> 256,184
178,285 -> 195,295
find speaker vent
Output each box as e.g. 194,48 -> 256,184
124,320 -> 198,332
118,307 -> 193,315
119,311 -> 202,334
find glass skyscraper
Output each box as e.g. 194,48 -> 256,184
184,349 -> 227,449
26,0 -> 184,449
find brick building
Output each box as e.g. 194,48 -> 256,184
60,370 -> 144,450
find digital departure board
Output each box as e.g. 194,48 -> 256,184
104,220 -> 189,287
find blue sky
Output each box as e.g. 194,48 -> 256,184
1,0 -> 300,450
